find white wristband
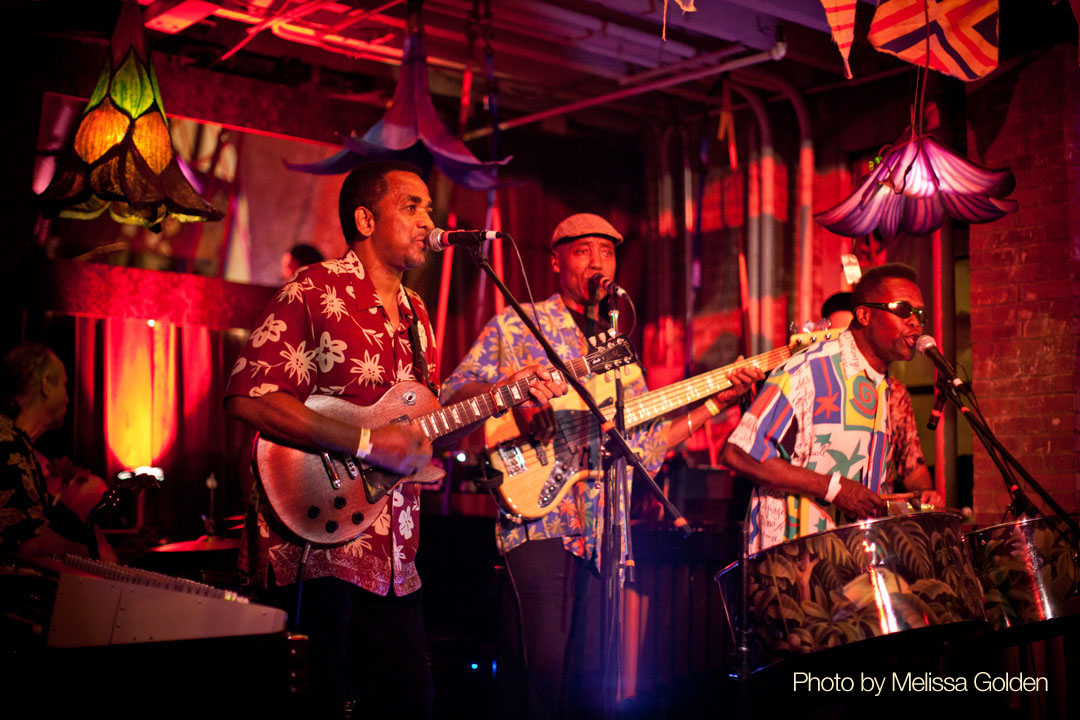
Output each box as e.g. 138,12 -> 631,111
824,472 -> 843,504
355,427 -> 373,459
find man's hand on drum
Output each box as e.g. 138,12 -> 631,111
917,488 -> 944,510
832,475 -> 888,518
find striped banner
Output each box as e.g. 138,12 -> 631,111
868,0 -> 999,81
820,0 -> 858,78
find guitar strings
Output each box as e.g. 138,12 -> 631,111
510,347 -> 793,454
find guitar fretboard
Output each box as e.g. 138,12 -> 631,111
414,357 -> 589,440
616,346 -> 793,428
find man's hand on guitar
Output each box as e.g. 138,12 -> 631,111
514,405 -> 559,443
502,365 -> 569,408
832,475 -> 888,519
366,424 -> 433,476
728,359 -> 766,395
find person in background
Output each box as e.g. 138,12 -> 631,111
280,243 -> 325,283
0,342 -> 114,561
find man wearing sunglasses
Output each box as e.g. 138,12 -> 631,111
821,291 -> 935,502
722,263 -> 942,552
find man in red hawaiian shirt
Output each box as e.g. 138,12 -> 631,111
225,161 -> 565,719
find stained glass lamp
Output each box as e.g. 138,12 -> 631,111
814,131 -> 1017,239
39,1 -> 222,230
286,0 -> 509,191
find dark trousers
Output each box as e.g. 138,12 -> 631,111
265,577 -> 433,719
496,538 -> 603,720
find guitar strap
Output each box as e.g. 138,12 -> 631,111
402,289 -> 438,397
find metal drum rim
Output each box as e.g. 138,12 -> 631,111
963,512 -> 1079,540
714,510 -> 965,581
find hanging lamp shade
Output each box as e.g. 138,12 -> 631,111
286,1 -> 509,190
38,1 -> 222,230
814,132 -> 1017,239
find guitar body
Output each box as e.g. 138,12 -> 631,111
486,332 -> 829,520
254,382 -> 444,547
487,367 -> 635,519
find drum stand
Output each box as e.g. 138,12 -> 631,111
935,377 -> 1080,562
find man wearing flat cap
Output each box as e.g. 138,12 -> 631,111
442,213 -> 762,718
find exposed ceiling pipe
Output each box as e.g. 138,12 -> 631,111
732,69 -> 815,326
729,82 -> 775,356
618,45 -> 747,87
463,42 -> 786,140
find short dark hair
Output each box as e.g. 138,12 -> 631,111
852,263 -> 918,306
0,342 -> 59,415
851,263 -> 919,327
288,244 -> 324,267
337,161 -> 423,245
821,292 -> 853,319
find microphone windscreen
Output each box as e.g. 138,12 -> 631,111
915,335 -> 937,354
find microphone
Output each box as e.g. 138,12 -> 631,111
915,335 -> 964,388
588,273 -> 628,300
425,228 -> 507,252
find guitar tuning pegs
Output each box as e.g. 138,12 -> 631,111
604,370 -> 613,382
607,328 -> 616,339
588,335 -> 597,347
622,366 -> 631,377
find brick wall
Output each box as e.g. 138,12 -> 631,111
966,44 -> 1080,523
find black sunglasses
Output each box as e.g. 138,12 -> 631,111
860,300 -> 925,324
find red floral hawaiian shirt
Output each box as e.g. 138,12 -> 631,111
226,250 -> 439,596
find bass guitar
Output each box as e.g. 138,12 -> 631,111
486,331 -> 832,519
254,333 -> 635,545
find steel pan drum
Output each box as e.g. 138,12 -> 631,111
964,515 -> 1080,631
716,512 -> 986,671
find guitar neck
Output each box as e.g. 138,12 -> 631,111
414,356 -> 593,441
619,345 -> 793,428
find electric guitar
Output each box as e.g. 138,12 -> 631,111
486,330 -> 833,519
253,334 -> 636,546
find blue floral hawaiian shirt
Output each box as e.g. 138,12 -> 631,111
441,293 -> 666,571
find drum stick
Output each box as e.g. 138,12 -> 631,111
880,492 -> 972,517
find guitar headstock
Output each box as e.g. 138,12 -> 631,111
789,328 -> 842,353
585,330 -> 636,374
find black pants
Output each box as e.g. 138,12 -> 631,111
265,577 -> 433,719
496,538 -> 603,720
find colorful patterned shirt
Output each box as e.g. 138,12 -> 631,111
0,415 -> 51,554
885,377 -> 927,492
727,331 -> 890,553
0,415 -> 89,555
225,249 -> 439,596
441,294 -> 666,571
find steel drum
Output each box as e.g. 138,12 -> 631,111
964,515 -> 1080,631
716,512 -> 986,671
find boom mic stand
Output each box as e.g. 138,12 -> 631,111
935,377 -> 1080,560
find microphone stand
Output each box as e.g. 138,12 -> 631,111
600,298 -> 632,719
461,242 -> 693,535
936,377 -> 1080,559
